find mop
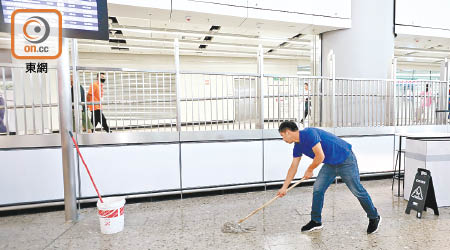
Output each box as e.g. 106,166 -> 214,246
222,178 -> 305,233
68,131 -> 104,203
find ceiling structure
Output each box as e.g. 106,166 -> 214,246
74,3 -> 318,61
395,34 -> 450,70
0,3 -> 449,72
84,3 -> 450,70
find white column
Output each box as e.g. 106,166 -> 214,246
322,0 -> 395,79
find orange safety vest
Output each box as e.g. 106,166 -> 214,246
86,81 -> 103,111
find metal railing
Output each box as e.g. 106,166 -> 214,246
334,79 -> 395,127
0,64 -> 59,136
179,72 -> 260,131
75,69 -> 177,133
264,76 -> 324,129
1,65 -> 449,138
395,80 -> 448,126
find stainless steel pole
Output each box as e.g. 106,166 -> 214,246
174,38 -> 181,132
174,38 -> 183,199
72,39 -> 80,133
71,38 -> 82,210
58,38 -> 78,222
392,57 -> 397,126
257,45 -> 264,129
329,51 -> 336,128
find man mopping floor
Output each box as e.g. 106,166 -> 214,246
277,121 -> 381,234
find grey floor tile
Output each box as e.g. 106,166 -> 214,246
2,179 -> 450,250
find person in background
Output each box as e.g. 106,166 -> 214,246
416,84 -> 432,123
300,83 -> 311,124
71,75 -> 93,133
0,93 -> 7,134
87,72 -> 111,132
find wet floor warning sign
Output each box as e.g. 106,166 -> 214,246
405,168 -> 439,218
411,186 -> 423,200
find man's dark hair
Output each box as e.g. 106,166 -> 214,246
278,121 -> 299,133
97,72 -> 105,79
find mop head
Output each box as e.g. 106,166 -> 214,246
221,222 -> 256,233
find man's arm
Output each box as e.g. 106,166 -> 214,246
277,156 -> 301,197
303,142 -> 325,179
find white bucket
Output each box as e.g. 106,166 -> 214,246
97,197 -> 126,234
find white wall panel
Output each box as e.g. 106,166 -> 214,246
264,140 -> 315,182
247,0 -> 351,19
77,144 -> 180,197
396,0 -> 450,31
189,0 -> 247,7
174,0 -> 248,18
0,148 -> 63,205
108,0 -> 171,9
0,134 -> 396,207
247,8 -> 314,25
345,136 -> 394,173
396,0 -> 450,38
181,141 -> 263,188
264,136 -> 394,182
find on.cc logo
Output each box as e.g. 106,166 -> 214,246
22,16 -> 50,44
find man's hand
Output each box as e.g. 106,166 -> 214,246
303,168 -> 314,180
277,187 -> 287,197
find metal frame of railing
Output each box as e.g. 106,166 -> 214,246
0,64 -> 449,141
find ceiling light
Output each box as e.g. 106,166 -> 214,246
111,47 -> 129,51
209,25 -> 221,32
109,17 -> 119,24
111,26 -> 310,46
110,35 -> 310,52
291,33 -> 303,39
109,38 -> 126,44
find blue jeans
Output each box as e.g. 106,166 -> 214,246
311,151 -> 378,223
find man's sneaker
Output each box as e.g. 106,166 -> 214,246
367,216 -> 381,234
301,220 -> 323,232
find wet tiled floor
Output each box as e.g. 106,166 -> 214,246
1,179 -> 449,250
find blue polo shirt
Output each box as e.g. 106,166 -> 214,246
293,128 -> 352,165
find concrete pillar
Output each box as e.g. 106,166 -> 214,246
322,0 -> 395,79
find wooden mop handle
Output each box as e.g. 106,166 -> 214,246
238,178 -> 305,224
